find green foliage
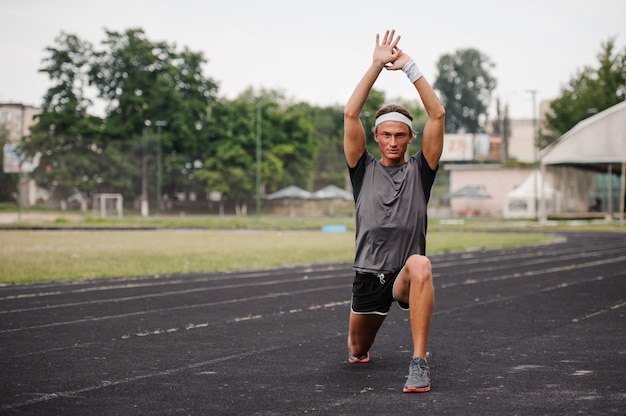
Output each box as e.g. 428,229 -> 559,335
19,28 -> 509,211
433,48 -> 497,133
89,28 -> 217,153
38,32 -> 94,115
21,28 -> 218,204
545,37 -> 626,146
194,91 -> 318,207
272,103 -> 317,188
308,104 -> 345,188
20,32 -> 105,200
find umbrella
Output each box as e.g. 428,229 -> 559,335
312,184 -> 353,216
266,185 -> 312,216
266,185 -> 312,200
312,184 -> 353,201
444,185 -> 491,199
444,185 -> 491,216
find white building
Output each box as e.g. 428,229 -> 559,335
444,100 -> 558,217
1,102 -> 41,206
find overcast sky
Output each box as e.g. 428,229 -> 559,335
1,0 -> 624,119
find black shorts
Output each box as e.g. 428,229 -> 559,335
351,270 -> 409,315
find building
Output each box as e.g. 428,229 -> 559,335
444,100 -> 555,217
0,103 -> 40,143
1,102 -> 41,205
506,100 -> 553,163
507,118 -> 536,163
541,101 -> 626,223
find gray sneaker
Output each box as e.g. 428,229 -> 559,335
403,357 -> 431,393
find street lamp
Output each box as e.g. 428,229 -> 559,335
527,90 -> 538,220
256,102 -> 262,217
155,120 -> 167,212
141,120 -> 151,217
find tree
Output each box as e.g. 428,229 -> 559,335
27,27 -> 473,213
194,90 -> 317,214
270,102 -> 317,189
87,28 -> 217,204
194,95 -> 257,215
545,37 -> 626,145
434,48 -> 497,133
309,104 -> 344,189
19,32 -> 105,207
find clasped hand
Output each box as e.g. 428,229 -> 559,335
374,29 -> 411,71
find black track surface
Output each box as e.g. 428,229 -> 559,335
1,231 -> 625,415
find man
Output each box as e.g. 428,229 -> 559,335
343,30 -> 445,393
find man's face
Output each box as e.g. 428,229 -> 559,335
375,121 -> 412,166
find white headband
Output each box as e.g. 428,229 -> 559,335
374,112 -> 413,130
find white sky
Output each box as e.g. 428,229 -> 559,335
1,0 -> 624,119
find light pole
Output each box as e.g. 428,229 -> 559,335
155,120 -> 167,212
527,89 -> 538,220
256,101 -> 262,217
141,120 -> 151,217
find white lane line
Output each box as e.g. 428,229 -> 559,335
4,256 -> 625,333
433,241 -> 623,270
0,272 -> 348,314
9,271 -> 620,367
14,300 -> 352,356
438,255 -> 626,289
434,248 -> 626,281
114,300 -> 351,341
0,264 -> 348,299
4,263 -> 621,411
572,301 -> 626,323
435,272 -> 624,316
5,248 -> 624,315
0,343 -> 288,411
0,283 -> 347,334
2,240 -> 622,308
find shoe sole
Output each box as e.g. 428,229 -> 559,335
403,385 -> 431,393
348,352 -> 370,363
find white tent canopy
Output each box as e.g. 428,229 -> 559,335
540,101 -> 626,222
503,170 -> 559,218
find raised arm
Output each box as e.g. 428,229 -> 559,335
387,51 -> 446,170
344,30 -> 401,168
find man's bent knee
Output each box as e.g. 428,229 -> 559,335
405,255 -> 432,283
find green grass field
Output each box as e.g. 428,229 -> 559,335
1,210 -> 623,284
0,228 -> 558,284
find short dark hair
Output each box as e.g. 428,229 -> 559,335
374,104 -> 413,121
372,104 -> 416,136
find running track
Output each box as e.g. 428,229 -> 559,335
0,231 -> 624,415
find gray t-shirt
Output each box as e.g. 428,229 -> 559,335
348,150 -> 437,273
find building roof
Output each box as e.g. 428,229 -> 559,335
541,101 -> 626,172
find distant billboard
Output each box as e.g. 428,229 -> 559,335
3,144 -> 41,173
440,134 -> 503,162
440,134 -> 473,161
